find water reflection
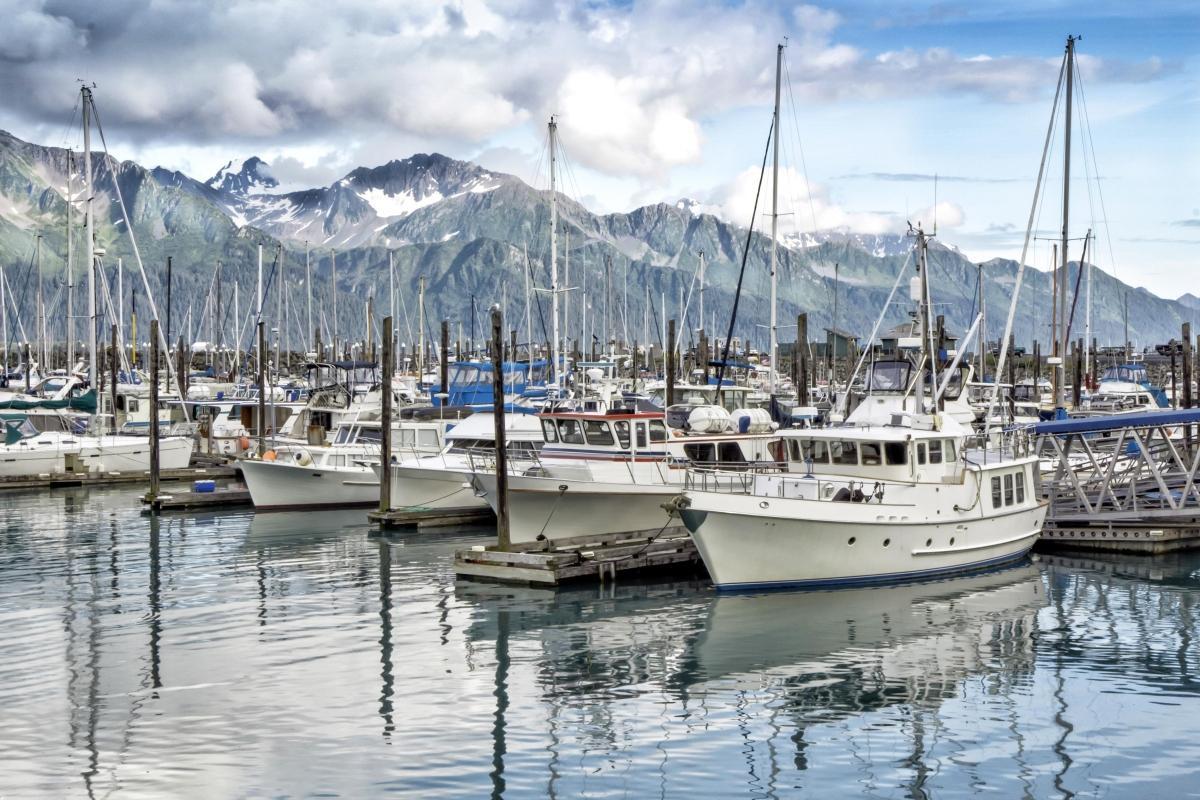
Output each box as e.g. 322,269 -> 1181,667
3,485 -> 1200,798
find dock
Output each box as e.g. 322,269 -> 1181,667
142,486 -> 253,513
1038,520 -> 1200,554
369,506 -> 495,530
0,464 -> 238,491
453,526 -> 700,586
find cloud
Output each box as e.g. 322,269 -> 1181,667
0,0 -> 85,62
837,172 -> 1021,183
1172,219 -> 1200,227
707,164 -> 964,236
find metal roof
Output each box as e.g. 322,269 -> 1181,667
1033,408 -> 1200,435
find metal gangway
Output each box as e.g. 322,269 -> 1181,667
1034,409 -> 1200,551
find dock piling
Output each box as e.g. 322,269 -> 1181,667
491,306 -> 510,552
148,319 -> 161,504
380,316 -> 393,514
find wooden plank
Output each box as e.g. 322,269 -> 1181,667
145,488 -> 252,512
369,507 -> 494,529
453,534 -> 702,586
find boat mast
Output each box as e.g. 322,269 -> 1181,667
417,275 -> 425,376
1084,227 -> 1092,383
698,250 -> 705,348
523,242 -> 532,359
768,42 -> 782,394
66,153 -> 74,370
36,234 -> 44,371
305,241 -> 312,355
1057,35 -> 1076,412
549,116 -> 561,388
976,263 -> 984,378
82,86 -> 98,390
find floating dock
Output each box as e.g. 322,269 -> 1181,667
453,526 -> 700,586
1038,520 -> 1200,554
142,486 -> 253,513
0,465 -> 238,491
369,506 -> 495,530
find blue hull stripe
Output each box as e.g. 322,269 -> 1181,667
713,548 -> 1034,593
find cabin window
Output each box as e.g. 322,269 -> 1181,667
944,440 -> 956,461
556,419 -> 586,445
613,421 -> 630,448
991,476 -> 1002,507
1004,473 -> 1014,505
584,420 -> 615,446
860,442 -> 882,466
648,420 -> 668,443
917,443 -> 927,465
541,420 -> 559,443
636,423 -> 648,448
717,442 -> 745,465
1015,471 -> 1026,503
684,443 -> 716,462
787,440 -> 802,461
803,440 -> 829,463
830,441 -> 858,466
928,440 -> 943,465
128,398 -> 140,413
419,429 -> 439,447
884,442 -> 907,465
1139,394 -> 1150,405
358,427 -> 382,443
400,430 -> 415,446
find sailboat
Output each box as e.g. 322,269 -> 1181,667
676,227 -> 1048,590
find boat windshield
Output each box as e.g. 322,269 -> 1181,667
865,361 -> 911,392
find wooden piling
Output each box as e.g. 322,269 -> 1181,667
797,313 -> 809,401
1072,339 -> 1082,409
379,316 -> 393,514
490,306 -> 510,551
148,319 -> 161,503
1184,323 -> 1193,409
440,320 -> 450,399
666,319 -> 676,407
110,325 -> 118,433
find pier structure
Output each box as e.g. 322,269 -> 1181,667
1035,409 -> 1200,552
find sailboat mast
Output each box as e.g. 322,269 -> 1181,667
698,250 -> 705,345
1058,35 -> 1076,411
417,275 -> 425,378
305,241 -> 312,354
82,86 -> 98,389
523,242 -> 532,359
769,42 -> 782,394
36,235 -> 44,370
1084,227 -> 1092,382
549,116 -> 561,388
66,154 -> 74,369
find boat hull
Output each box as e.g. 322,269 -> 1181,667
241,458 -> 379,510
681,491 -> 1047,591
388,463 -> 487,512
472,471 -> 681,544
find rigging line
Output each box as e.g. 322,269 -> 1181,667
90,98 -> 187,416
5,241 -> 38,347
714,114 -> 774,396
783,60 -> 821,237
525,243 -> 551,347
1074,70 -> 1120,279
985,49 -> 1068,431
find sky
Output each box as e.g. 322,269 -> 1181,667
0,0 -> 1196,297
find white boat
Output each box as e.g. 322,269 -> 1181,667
385,412 -> 543,513
241,414 -> 459,510
677,229 -> 1048,591
470,407 -> 779,545
0,415 -> 193,477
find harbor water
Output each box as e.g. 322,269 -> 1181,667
2,486 -> 1199,798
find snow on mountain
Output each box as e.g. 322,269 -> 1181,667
205,156 -> 279,195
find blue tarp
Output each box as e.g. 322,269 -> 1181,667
1033,408 -> 1200,436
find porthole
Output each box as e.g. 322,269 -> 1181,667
883,538 -> 891,547
925,538 -> 932,547
949,537 -> 956,546
847,537 -> 856,546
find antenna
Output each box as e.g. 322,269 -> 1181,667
933,173 -> 938,236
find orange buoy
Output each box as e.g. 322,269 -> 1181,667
238,436 -> 251,451
262,450 -> 277,461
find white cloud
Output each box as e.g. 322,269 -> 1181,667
0,0 -> 85,61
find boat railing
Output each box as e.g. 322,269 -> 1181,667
684,464 -> 916,503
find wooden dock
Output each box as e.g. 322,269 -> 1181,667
143,487 -> 253,513
1037,520 -> 1200,554
369,506 -> 495,530
453,525 -> 700,586
0,465 -> 238,491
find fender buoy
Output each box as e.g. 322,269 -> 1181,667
238,436 -> 251,451
293,449 -> 313,467
263,450 -> 277,461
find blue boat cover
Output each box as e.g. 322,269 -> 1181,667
1033,408 -> 1200,435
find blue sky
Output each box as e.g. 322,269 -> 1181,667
1,0 -> 1196,296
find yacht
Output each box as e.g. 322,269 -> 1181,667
675,230 -> 1048,591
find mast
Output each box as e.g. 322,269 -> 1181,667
388,251 -> 396,370
417,275 -> 425,378
563,228 -> 570,371
36,234 -> 44,370
768,42 -> 782,394
66,153 -> 74,369
698,250 -> 705,344
305,241 -> 312,354
1058,35 -> 1076,412
82,86 -> 98,389
332,249 -> 338,359
523,242 -> 532,359
1084,227 -> 1093,382
275,245 -> 283,376
976,263 -> 984,378
549,116 -> 561,388
604,253 -> 611,351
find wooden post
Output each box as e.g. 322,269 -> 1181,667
315,327 -> 322,363
510,329 -> 517,362
797,314 -> 809,402
440,320 -> 450,403
1007,334 -> 1016,400
666,319 -> 676,407
1033,340 -> 1040,385
490,306 -> 510,551
148,319 -> 161,501
110,325 -> 118,434
257,321 -> 266,455
1183,323 -> 1193,409
1171,343 -> 1179,409
23,343 -> 30,392
700,331 -> 709,384
379,316 -> 393,514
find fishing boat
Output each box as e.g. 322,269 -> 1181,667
676,228 -> 1048,591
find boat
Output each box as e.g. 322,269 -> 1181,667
676,228 -> 1048,591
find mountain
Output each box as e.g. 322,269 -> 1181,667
0,127 -> 1196,359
